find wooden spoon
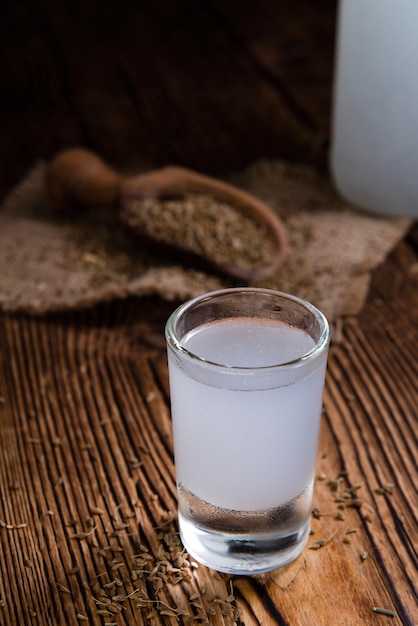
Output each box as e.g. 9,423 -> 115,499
45,147 -> 288,280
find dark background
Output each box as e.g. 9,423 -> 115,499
0,0 -> 337,198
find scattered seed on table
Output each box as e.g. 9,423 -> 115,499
373,607 -> 396,617
71,527 -> 96,540
90,506 -> 104,516
111,562 -> 124,571
328,479 -> 341,492
309,538 -> 327,550
375,483 -> 395,495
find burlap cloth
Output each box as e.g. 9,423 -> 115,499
0,160 -> 411,322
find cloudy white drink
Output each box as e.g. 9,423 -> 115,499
166,289 -> 329,574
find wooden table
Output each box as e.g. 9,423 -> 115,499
0,2 -> 417,624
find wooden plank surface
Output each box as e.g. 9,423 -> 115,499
0,1 -> 417,624
0,245 -> 417,625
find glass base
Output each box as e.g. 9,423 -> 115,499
179,511 -> 310,575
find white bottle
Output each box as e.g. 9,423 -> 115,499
331,0 -> 418,218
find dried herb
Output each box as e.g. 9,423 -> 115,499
373,607 -> 396,617
71,526 -> 97,540
125,193 -> 276,272
374,483 -> 395,495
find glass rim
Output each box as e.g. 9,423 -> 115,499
165,288 -> 330,372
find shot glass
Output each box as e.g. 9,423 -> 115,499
165,287 -> 330,575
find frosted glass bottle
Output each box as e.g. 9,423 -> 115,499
331,0 -> 418,218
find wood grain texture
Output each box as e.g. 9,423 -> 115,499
0,233 -> 417,625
